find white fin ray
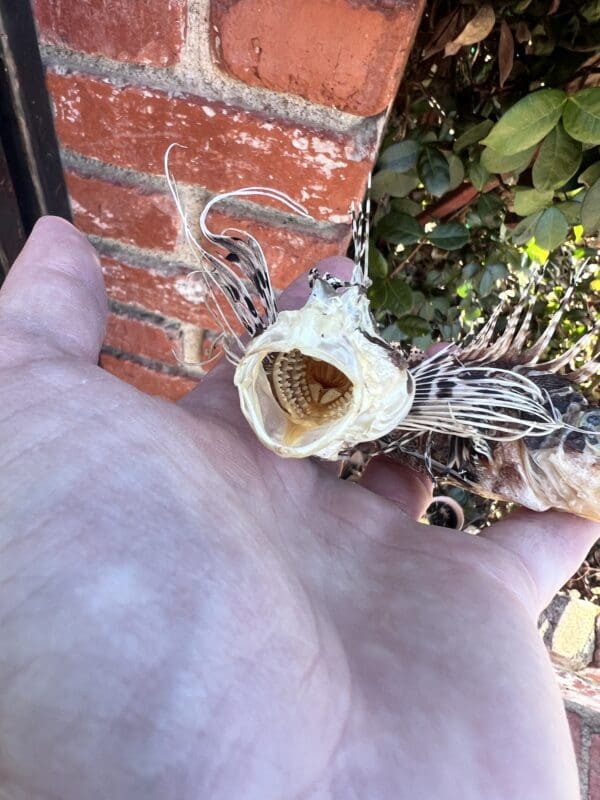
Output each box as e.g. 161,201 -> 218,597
521,282 -> 576,365
402,348 -> 564,442
164,144 -> 313,362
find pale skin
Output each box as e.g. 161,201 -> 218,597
0,217 -> 598,800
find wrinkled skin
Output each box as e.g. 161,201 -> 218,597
0,218 -> 597,800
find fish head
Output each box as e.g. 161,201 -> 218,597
234,278 -> 415,459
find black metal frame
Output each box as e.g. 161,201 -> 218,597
0,0 -> 71,280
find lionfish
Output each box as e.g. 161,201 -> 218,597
166,155 -> 600,522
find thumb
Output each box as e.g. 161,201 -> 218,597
0,216 -> 107,367
358,457 -> 433,521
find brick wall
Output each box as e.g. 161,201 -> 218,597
32,0 -> 425,400
557,665 -> 600,799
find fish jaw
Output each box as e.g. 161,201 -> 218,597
234,283 -> 414,459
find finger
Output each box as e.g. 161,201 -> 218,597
480,510 -> 600,612
359,457 -> 433,520
425,341 -> 455,357
177,257 -> 356,425
0,217 -> 107,366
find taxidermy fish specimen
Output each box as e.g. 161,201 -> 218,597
166,156 -> 600,522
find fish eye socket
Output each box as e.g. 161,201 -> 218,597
264,349 -> 354,427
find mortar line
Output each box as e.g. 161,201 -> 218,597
39,49 -> 381,147
101,344 -> 205,378
61,147 -> 352,237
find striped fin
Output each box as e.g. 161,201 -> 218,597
165,144 -> 311,362
350,173 -> 371,287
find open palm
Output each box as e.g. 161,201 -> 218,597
0,218 -> 597,800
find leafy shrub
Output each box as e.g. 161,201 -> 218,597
369,0 -> 599,355
368,0 -> 600,528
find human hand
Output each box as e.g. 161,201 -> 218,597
0,218 -> 597,800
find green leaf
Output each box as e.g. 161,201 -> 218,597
578,161 -> 600,188
462,304 -> 483,323
581,178 -> 600,232
532,122 -> 582,190
478,263 -> 508,297
509,211 -> 542,244
456,279 -> 473,298
396,315 -> 431,337
462,262 -> 481,280
480,144 -> 536,174
582,0 -> 600,22
512,187 -> 554,216
418,131 -> 438,144
413,334 -> 433,350
391,197 -> 421,216
488,263 -> 509,281
476,193 -> 503,226
562,88 -> 600,145
428,223 -> 470,250
534,207 -> 569,251
370,169 -> 420,200
381,323 -> 405,342
478,268 -> 496,297
368,244 -> 388,279
526,239 -> 550,265
530,23 -> 556,57
418,147 -> 451,197
446,152 -> 466,190
468,160 -> 490,190
376,212 -> 423,245
453,119 -> 494,153
370,279 -> 414,316
377,140 -> 420,173
430,296 -> 450,314
416,297 -> 435,321
555,201 -> 582,225
480,89 -> 567,155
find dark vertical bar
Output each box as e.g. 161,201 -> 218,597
0,0 -> 71,255
0,137 -> 26,278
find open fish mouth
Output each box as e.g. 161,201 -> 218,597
236,346 -> 360,458
233,279 -> 416,459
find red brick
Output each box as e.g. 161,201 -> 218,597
590,733 -> 600,799
46,71 -> 374,222
101,257 -> 217,329
32,0 -> 186,66
566,710 -> 583,763
66,171 -> 180,251
100,353 -> 198,401
210,0 -> 425,116
104,313 -> 182,365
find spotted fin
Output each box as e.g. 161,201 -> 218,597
165,145 -> 311,361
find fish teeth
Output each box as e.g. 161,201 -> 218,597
269,349 -> 353,426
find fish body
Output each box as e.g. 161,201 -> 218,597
166,168 -> 600,522
382,366 -> 600,520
